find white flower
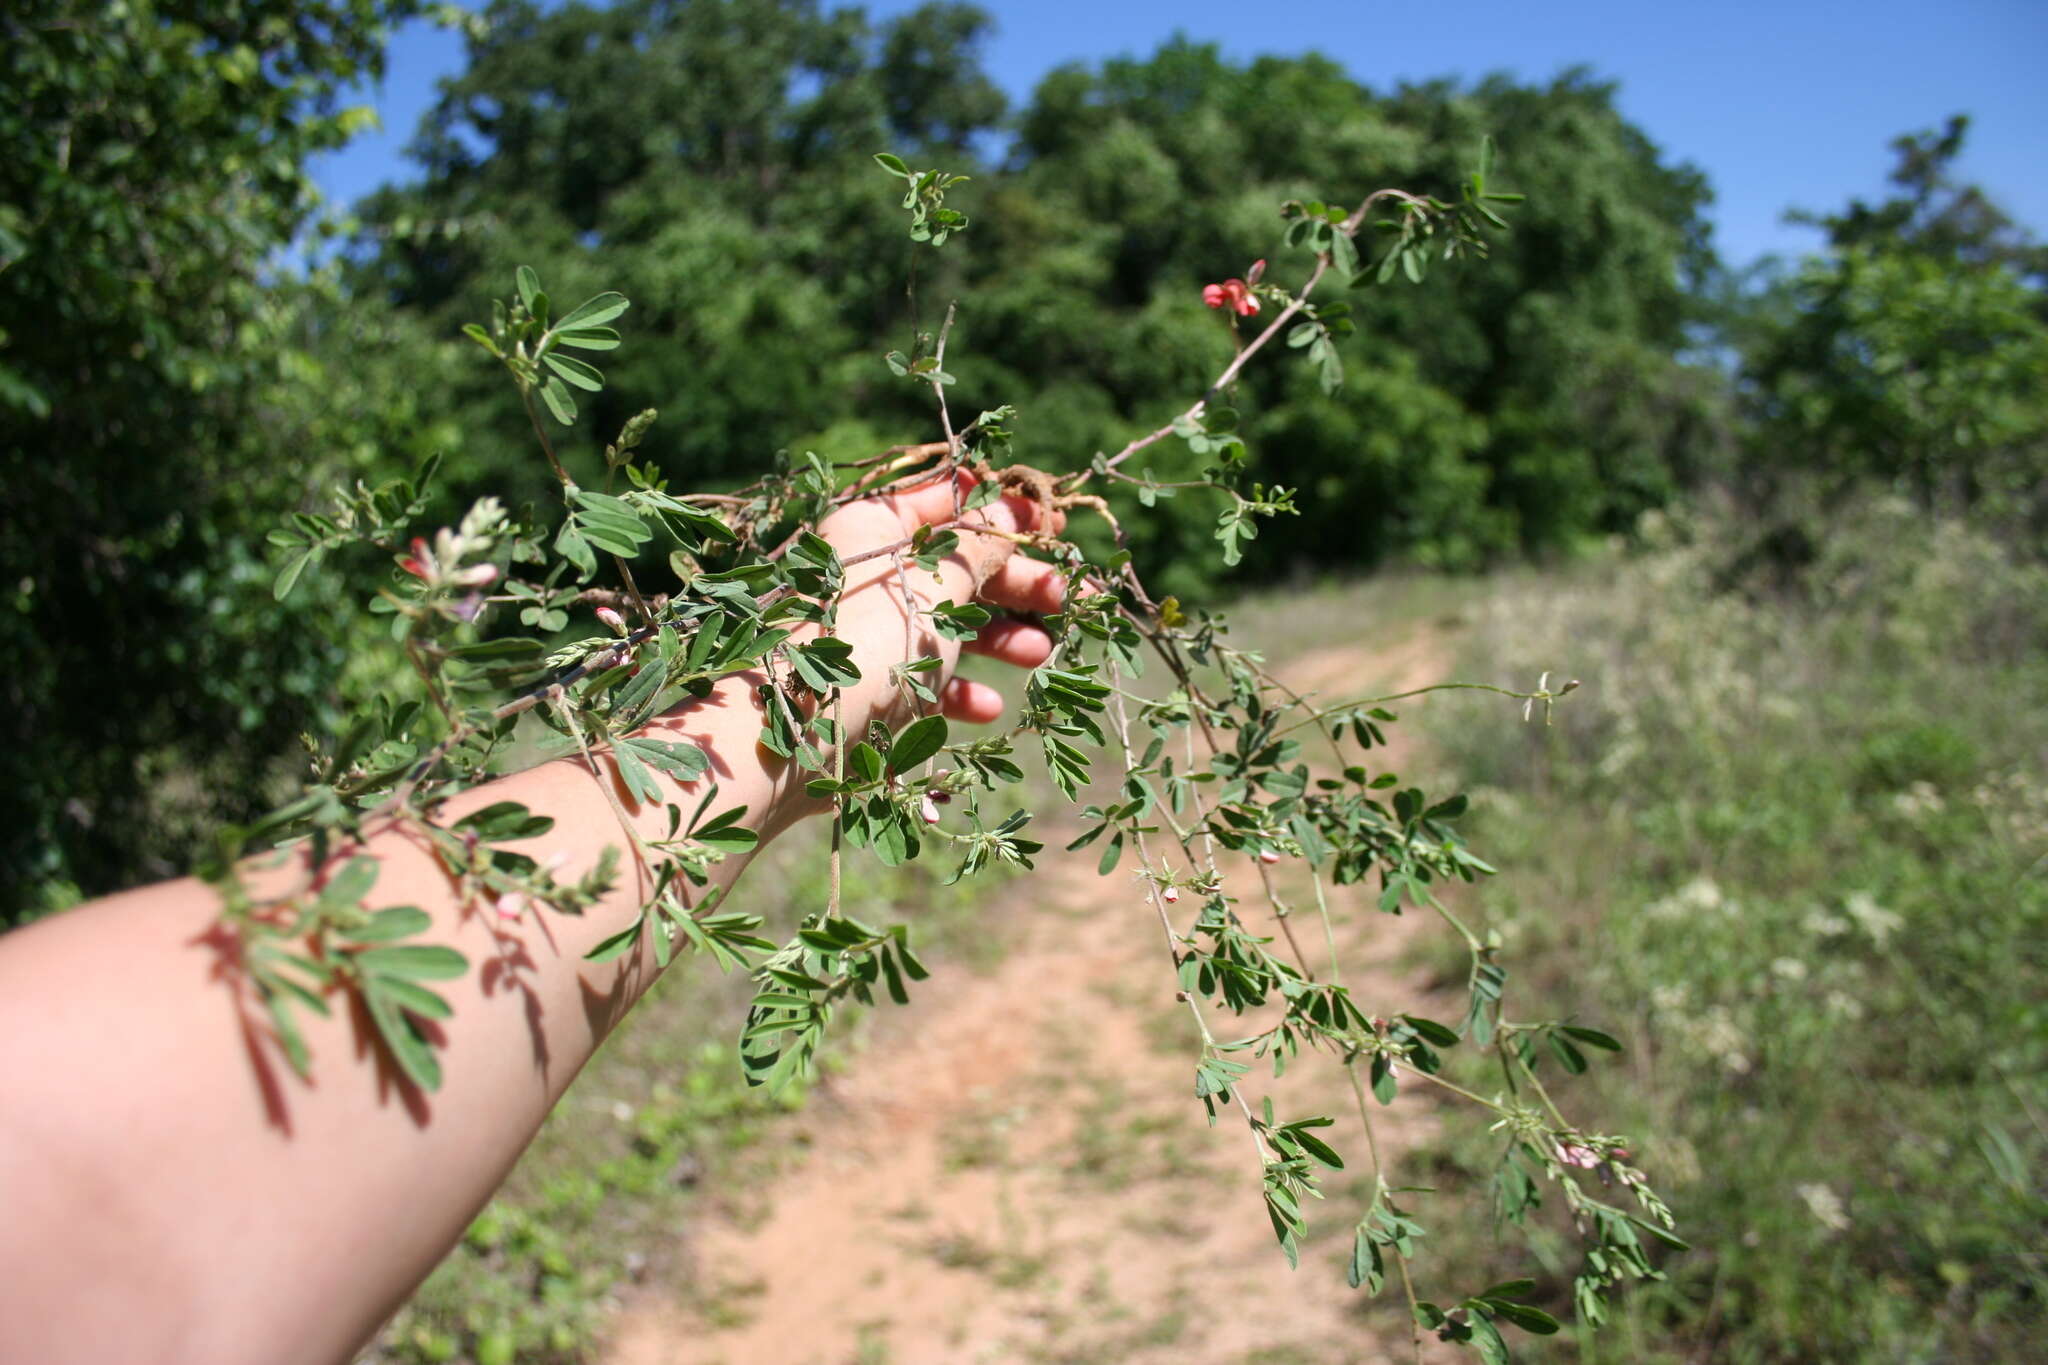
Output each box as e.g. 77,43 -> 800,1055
1843,892 -> 1902,948
1797,1182 -> 1850,1232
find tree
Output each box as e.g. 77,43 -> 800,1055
1739,118 -> 2048,530
0,1 -> 422,916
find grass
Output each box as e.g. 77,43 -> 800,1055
1406,500 -> 2048,1361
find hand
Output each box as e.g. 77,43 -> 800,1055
816,465 -> 1067,731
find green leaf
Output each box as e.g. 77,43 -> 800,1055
692,807 -> 759,853
1291,1128 -> 1346,1169
353,944 -> 468,981
1469,1315 -> 1510,1365
890,715 -> 948,772
264,991 -> 311,1080
1549,1033 -> 1589,1075
581,518 -> 649,557
540,375 -> 576,425
455,802 -> 555,841
624,737 -> 709,781
790,637 -> 860,691
873,151 -> 910,178
319,855 -> 380,909
543,352 -> 605,392
553,291 -> 630,332
1402,1014 -> 1461,1047
515,265 -> 541,311
849,742 -> 885,785
554,522 -> 596,577
374,975 -> 455,1022
611,740 -> 663,806
1490,1301 -> 1561,1335
1347,1225 -> 1384,1293
343,906 -> 432,942
584,912 -> 647,964
555,325 -> 621,351
364,985 -> 442,1091
273,546 -> 319,601
1562,1024 -> 1624,1052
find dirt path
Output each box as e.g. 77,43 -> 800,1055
605,636 -> 1457,1365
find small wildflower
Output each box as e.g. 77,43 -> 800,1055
398,537 -> 433,580
919,795 -> 942,825
596,606 -> 627,635
495,892 -> 530,924
1201,277 -> 1259,316
1161,884 -> 1181,904
1557,1142 -> 1600,1169
1797,1181 -> 1850,1232
1258,848 -> 1282,866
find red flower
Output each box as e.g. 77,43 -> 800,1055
398,537 -> 432,579
1202,277 -> 1260,316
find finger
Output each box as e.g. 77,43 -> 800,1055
884,467 -> 1032,532
962,616 -> 1055,669
939,676 -> 1006,724
980,555 -> 1066,614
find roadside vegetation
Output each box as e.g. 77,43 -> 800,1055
1414,502 -> 2047,1361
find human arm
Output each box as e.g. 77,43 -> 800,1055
0,471 -> 1063,1365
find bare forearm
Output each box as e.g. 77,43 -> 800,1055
0,674 -> 791,1365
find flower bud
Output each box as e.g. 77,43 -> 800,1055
596,606 -> 627,635
1161,885 -> 1180,904
919,795 -> 942,825
454,562 -> 499,588
1557,1142 -> 1600,1169
1247,257 -> 1267,284
1258,848 -> 1282,865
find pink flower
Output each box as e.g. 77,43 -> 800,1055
1202,278 -> 1260,316
495,892 -> 530,924
919,795 -> 942,825
596,607 -> 627,635
1161,885 -> 1181,904
1558,1142 -> 1600,1169
1258,849 -> 1282,865
398,537 -> 433,579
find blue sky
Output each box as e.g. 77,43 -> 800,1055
311,0 -> 2048,269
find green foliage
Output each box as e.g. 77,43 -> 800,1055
1733,115 -> 2048,531
1425,500 -> 2048,1361
352,13 -> 1722,591
0,0 -> 427,918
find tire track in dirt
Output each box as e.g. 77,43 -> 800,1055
605,632 -> 1460,1365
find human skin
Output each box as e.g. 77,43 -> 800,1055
0,470 -> 1063,1365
